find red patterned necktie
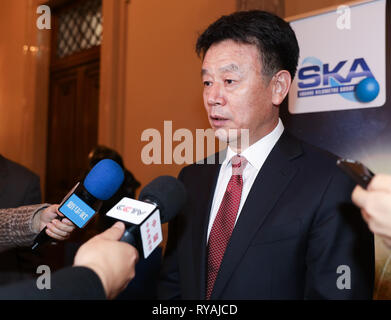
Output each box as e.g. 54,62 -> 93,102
206,154 -> 248,300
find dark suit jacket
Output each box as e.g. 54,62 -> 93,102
158,131 -> 374,299
0,155 -> 42,285
0,266 -> 105,299
0,155 -> 41,209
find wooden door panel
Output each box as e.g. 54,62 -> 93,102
45,61 -> 99,203
74,62 -> 99,177
46,70 -> 79,203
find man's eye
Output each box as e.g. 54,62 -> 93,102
225,79 -> 235,85
203,81 -> 212,87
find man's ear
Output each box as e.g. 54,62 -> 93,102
271,70 -> 292,106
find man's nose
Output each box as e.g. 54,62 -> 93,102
206,82 -> 225,106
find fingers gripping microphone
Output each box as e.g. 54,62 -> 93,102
106,176 -> 186,259
32,159 -> 124,250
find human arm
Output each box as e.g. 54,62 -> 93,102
352,174 -> 391,248
0,204 -> 75,252
0,222 -> 138,300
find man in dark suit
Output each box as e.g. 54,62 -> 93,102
158,10 -> 374,299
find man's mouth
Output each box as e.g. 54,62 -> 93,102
210,116 -> 228,122
210,116 -> 229,127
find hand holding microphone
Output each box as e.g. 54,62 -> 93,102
32,159 -> 125,250
35,174 -> 185,299
106,175 -> 187,259
352,174 -> 391,248
31,205 -> 75,241
73,221 -> 139,300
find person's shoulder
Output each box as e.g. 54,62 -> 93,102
0,155 -> 39,182
179,152 -> 221,172
285,132 -> 339,166
285,132 -> 353,186
179,154 -> 225,179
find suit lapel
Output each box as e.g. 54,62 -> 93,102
211,132 -> 303,299
191,153 -> 222,299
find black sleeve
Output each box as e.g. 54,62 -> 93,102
0,266 -> 106,300
304,169 -> 375,299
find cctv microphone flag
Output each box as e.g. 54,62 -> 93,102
106,198 -> 163,259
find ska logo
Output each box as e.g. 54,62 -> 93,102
297,57 -> 380,103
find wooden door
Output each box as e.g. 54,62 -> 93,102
45,0 -> 101,204
46,62 -> 99,203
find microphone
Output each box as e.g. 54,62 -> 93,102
32,159 -> 124,250
106,176 -> 186,259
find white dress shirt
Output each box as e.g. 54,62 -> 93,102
207,118 -> 285,241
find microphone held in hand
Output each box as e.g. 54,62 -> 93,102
32,159 -> 125,250
106,176 -> 186,258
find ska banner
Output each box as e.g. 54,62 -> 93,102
281,0 -> 391,298
283,0 -> 390,177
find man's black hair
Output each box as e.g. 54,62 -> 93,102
196,10 -> 300,80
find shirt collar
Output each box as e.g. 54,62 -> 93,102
223,118 -> 285,170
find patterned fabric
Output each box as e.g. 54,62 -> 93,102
206,155 -> 248,299
0,204 -> 49,253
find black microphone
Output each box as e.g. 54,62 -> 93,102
106,176 -> 186,258
32,159 -> 124,250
